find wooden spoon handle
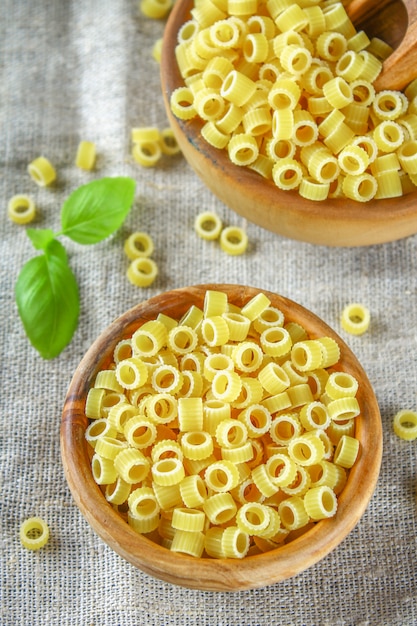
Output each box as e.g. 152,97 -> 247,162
374,24 -> 417,91
346,0 -> 399,23
347,0 -> 417,90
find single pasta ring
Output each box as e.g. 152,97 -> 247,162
8,194 -> 36,224
19,517 -> 49,550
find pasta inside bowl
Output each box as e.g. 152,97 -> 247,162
61,285 -> 382,591
160,0 -> 417,246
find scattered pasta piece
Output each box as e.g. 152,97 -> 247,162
132,141 -> 162,168
127,258 -> 158,287
131,127 -> 162,167
152,38 -> 163,63
160,128 -> 181,155
124,232 -> 154,260
8,194 -> 36,224
28,156 -> 56,187
131,126 -> 180,166
132,127 -> 160,143
140,0 -> 172,19
75,140 -> 96,170
220,226 -> 248,255
341,303 -> 370,335
85,288 -> 362,559
393,410 -> 417,441
19,517 -> 49,550
194,211 -> 223,240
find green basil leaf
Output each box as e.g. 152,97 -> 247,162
15,252 -> 80,359
60,177 -> 136,244
27,228 -> 56,251
45,238 -> 68,264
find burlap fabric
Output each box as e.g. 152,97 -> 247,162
1,2 -> 416,624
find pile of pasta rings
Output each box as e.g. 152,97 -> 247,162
84,289 -> 362,559
169,0 -> 417,202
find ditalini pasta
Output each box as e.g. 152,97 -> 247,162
140,0 -> 172,19
131,125 -> 181,166
392,409 -> 417,441
127,258 -> 158,288
85,289 -> 362,558
169,0 -> 417,201
28,156 -> 56,187
341,302 -> 370,335
19,517 -> 50,550
132,141 -> 162,168
124,232 -> 154,260
75,140 -> 96,170
194,211 -> 223,240
7,195 -> 36,224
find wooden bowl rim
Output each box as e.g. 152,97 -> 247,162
160,0 -> 417,246
61,284 -> 382,591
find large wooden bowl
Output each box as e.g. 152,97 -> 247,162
160,0 -> 417,247
61,285 -> 382,591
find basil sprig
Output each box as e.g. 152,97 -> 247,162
15,177 -> 136,359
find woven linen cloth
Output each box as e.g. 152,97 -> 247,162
1,2 -> 416,625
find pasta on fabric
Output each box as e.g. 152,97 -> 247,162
75,140 -> 96,170
19,517 -> 50,551
8,195 -> 36,224
28,156 -> 56,186
392,410 -> 417,441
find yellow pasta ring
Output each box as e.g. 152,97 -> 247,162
131,127 -> 160,143
28,156 -> 56,187
341,302 -> 370,335
128,486 -> 160,521
140,0 -> 172,19
75,140 -> 96,170
91,453 -> 119,485
194,211 -> 223,240
333,434 -> 360,468
170,528 -> 205,557
127,258 -> 158,287
159,127 -> 181,155
393,410 -> 417,441
228,133 -> 259,166
170,86 -> 197,120
304,485 -> 338,520
7,194 -> 36,224
152,38 -> 163,63
220,225 -> 249,255
299,177 -> 330,201
172,507 -> 206,532
132,140 -> 162,168
221,526 -> 250,558
236,502 -> 271,535
19,517 -> 50,550
124,231 -> 154,260
278,496 -> 309,531
181,431 -> 214,460
272,157 -> 303,191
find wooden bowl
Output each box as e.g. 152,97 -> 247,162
61,285 -> 382,591
160,0 -> 417,247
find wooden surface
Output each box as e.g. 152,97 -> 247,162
61,285 -> 382,591
160,0 -> 417,247
346,0 -> 417,90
